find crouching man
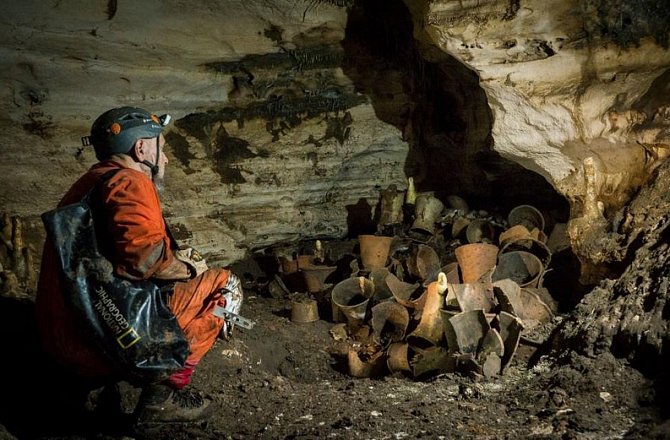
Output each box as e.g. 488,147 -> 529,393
36,106 -> 243,423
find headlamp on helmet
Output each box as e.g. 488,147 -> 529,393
81,107 -> 171,160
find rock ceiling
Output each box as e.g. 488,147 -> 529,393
1,0 -> 669,273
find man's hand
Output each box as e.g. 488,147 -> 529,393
174,247 -> 209,278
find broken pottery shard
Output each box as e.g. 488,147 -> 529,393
385,271 -> 424,309
369,268 -> 393,304
493,278 -> 521,315
496,311 -> 524,372
440,308 -> 459,354
450,282 -> 496,313
408,244 -> 441,282
451,217 -> 471,238
456,353 -> 483,377
478,328 -> 505,361
386,342 -> 411,374
525,286 -> 558,314
517,288 -> 554,329
329,323 -> 349,341
267,274 -> 290,299
409,345 -> 454,379
352,325 -> 372,343
494,279 -> 553,330
477,329 -> 504,378
349,258 -> 360,275
348,349 -> 386,378
423,262 -> 460,287
546,222 -> 570,254
447,309 -> 491,355
371,301 -> 410,347
482,353 -> 502,378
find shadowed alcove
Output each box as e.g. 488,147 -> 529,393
341,0 -> 570,217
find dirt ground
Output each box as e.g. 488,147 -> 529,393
0,272 -> 668,440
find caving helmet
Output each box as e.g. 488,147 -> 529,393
82,106 -> 171,164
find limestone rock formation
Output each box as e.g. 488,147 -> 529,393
551,157 -> 670,377
405,0 -> 670,279
1,0 -> 669,280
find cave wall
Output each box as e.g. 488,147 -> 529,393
0,0 -> 411,268
404,0 -> 670,279
1,0 -> 669,280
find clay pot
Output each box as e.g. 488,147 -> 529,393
297,254 -> 315,270
445,195 -> 469,213
291,299 -> 319,323
301,264 -> 337,293
331,277 -> 375,328
499,237 -> 552,268
358,234 -> 394,270
492,250 -> 544,288
410,192 -> 444,235
407,272 -> 449,347
348,349 -> 386,378
454,243 -> 499,283
498,224 -> 532,247
507,204 -> 545,233
378,185 -> 404,227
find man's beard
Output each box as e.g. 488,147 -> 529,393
154,175 -> 165,194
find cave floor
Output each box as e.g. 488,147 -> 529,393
1,289 -> 668,440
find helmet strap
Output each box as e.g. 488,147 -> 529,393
139,135 -> 160,178
141,160 -> 160,178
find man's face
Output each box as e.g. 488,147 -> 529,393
139,134 -> 169,192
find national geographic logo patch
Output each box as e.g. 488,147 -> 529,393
93,286 -> 141,349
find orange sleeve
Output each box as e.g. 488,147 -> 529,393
101,169 -> 175,280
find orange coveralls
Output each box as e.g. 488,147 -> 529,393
36,160 -> 229,389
